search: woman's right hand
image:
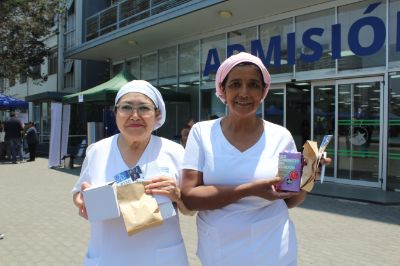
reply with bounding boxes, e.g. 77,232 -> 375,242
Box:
73,182 -> 91,220
249,177 -> 299,201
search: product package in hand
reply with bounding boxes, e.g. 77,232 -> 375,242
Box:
114,166 -> 144,186
114,161 -> 177,236
300,135 -> 333,192
276,152 -> 303,192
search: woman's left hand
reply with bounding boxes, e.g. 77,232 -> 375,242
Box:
145,176 -> 181,202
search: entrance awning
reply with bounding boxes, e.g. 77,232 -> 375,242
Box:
62,67 -> 134,104
0,93 -> 29,110
62,67 -> 190,104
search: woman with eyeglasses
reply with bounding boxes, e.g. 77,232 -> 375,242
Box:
72,80 -> 191,266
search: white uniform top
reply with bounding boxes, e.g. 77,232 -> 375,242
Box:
182,118 -> 298,266
72,134 -> 189,266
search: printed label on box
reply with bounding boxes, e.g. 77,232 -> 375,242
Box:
277,152 -> 303,192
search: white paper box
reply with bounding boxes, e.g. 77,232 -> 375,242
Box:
159,202 -> 176,219
83,182 -> 120,222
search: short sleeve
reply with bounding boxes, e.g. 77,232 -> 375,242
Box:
171,143 -> 185,185
182,123 -> 205,172
285,134 -> 298,153
71,144 -> 94,194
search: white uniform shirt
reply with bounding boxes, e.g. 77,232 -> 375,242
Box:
72,134 -> 189,266
183,118 -> 298,266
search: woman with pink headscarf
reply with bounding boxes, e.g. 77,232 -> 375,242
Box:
181,52 -> 304,266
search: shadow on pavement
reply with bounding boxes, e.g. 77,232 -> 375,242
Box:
49,156 -> 84,177
299,194 -> 400,225
51,165 -> 81,176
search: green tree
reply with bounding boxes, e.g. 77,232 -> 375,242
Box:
0,0 -> 63,81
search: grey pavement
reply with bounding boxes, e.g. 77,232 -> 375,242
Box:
0,158 -> 399,266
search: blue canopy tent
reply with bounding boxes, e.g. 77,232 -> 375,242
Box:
0,93 -> 29,110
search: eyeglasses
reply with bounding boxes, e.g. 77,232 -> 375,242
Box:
115,103 -> 156,117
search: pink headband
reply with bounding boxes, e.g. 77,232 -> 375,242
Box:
215,52 -> 271,103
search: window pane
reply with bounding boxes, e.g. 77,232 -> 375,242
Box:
159,46 -> 176,85
295,9 -> 335,74
141,52 -> 157,84
337,81 -> 381,182
286,82 -> 311,150
264,88 -> 284,126
338,0 -> 386,71
389,0 -> 400,67
200,34 -> 226,120
260,18 -> 293,76
112,63 -> 123,76
128,57 -> 140,79
388,72 -> 400,190
314,84 -> 335,177
179,40 -> 199,78
227,26 -> 257,55
48,50 -> 58,75
178,41 -> 200,124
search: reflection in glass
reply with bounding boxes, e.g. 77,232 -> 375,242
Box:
314,85 -> 335,177
286,82 -> 311,150
200,34 -> 226,120
178,41 -> 200,135
200,89 -> 225,121
259,19 -> 293,75
141,52 -> 157,84
112,64 -> 123,76
388,72 -> 400,191
128,57 -> 140,78
295,9 -> 335,74
338,0 -> 386,71
264,88 -> 284,126
228,26 -> 256,55
389,0 -> 400,66
157,47 -> 177,139
337,82 -> 380,182
159,46 -> 177,85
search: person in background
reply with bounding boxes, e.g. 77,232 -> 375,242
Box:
179,126 -> 190,148
185,117 -> 195,129
181,52 -> 331,266
25,122 -> 38,162
4,111 -> 23,164
0,121 -> 6,160
72,80 -> 191,266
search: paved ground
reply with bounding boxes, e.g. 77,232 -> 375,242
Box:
0,158 -> 399,266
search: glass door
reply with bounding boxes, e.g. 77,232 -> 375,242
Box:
312,81 -> 335,178
264,85 -> 285,126
387,72 -> 400,191
336,77 -> 383,187
286,81 -> 311,150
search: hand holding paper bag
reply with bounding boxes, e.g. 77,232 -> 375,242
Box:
300,135 -> 333,192
117,182 -> 163,236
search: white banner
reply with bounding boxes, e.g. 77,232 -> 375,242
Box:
48,103 -> 71,168
61,104 -> 71,160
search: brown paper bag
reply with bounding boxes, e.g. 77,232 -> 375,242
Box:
116,182 -> 163,236
300,141 -> 319,192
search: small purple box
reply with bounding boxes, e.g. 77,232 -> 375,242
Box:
277,152 -> 303,192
